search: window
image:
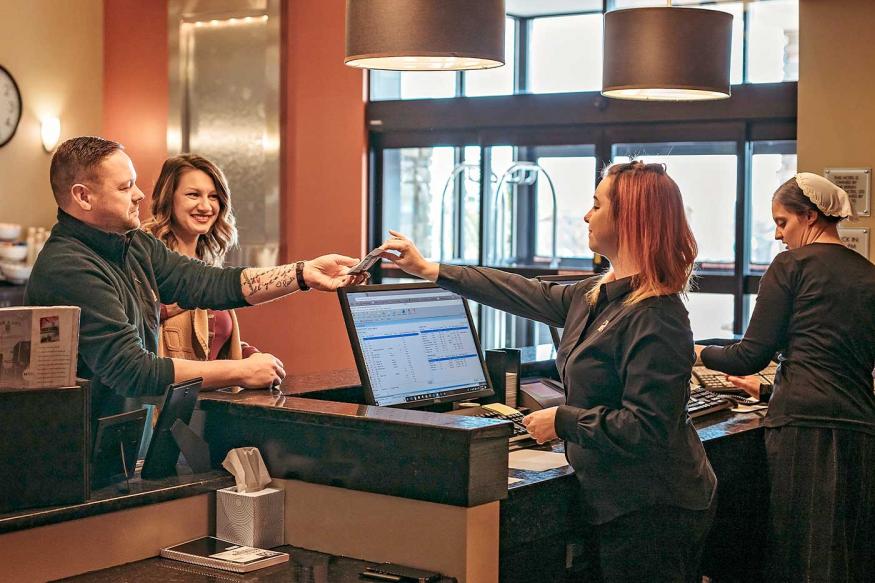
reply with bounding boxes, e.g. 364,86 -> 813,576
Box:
529,14 -> 603,94
534,146 -> 597,260
684,292 -> 735,340
613,142 -> 738,268
750,141 -> 797,267
747,0 -> 799,83
464,17 -> 517,97
381,147 -> 456,260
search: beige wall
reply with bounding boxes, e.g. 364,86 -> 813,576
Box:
0,0 -> 103,232
798,0 -> 875,260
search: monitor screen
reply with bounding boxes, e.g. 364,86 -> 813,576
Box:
536,274 -> 593,348
339,283 -> 494,408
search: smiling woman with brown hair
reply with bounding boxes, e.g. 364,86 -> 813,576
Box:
142,155 -> 258,368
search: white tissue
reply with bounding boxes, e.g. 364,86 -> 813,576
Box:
221,447 -> 272,493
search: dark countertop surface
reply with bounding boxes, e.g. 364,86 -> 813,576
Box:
0,469 -> 233,535
59,545 -> 456,582
506,409 -> 765,491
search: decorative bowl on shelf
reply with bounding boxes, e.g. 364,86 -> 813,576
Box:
0,262 -> 32,285
0,243 -> 27,262
0,223 -> 22,241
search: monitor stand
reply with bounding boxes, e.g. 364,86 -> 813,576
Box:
170,419 -> 211,474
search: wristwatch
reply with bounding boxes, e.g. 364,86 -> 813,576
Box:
295,261 -> 310,292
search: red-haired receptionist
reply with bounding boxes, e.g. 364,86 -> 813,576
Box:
380,161 -> 716,582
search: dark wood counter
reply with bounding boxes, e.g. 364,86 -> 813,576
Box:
200,389 -> 513,507
0,469 -> 232,535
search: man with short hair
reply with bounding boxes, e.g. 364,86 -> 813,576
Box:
26,136 -> 362,421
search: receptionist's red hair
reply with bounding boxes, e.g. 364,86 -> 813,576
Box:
588,161 -> 698,305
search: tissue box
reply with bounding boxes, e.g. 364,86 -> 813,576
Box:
216,486 -> 284,548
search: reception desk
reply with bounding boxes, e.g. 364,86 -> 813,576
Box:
0,367 -> 768,583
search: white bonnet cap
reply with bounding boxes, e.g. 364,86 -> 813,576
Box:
794,173 -> 856,219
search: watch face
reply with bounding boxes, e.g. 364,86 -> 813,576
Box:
0,65 -> 23,148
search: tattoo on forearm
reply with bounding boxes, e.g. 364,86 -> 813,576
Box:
243,265 -> 299,299
242,271 -> 261,296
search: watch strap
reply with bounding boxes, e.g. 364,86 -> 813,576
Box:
295,261 -> 310,292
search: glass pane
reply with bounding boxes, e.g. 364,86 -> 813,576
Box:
464,17 -> 516,97
461,146 -> 483,263
381,147 -> 456,260
685,292 -> 735,340
747,0 -> 799,83
530,14 -> 603,94
750,141 -> 797,267
610,0 -> 744,85
613,143 -> 737,267
485,146 -> 517,265
370,70 -> 457,101
535,147 -> 597,259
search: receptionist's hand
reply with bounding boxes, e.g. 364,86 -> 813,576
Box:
726,375 -> 762,400
523,407 -> 559,444
379,230 -> 440,282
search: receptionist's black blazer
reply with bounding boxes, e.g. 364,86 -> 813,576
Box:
438,264 -> 716,525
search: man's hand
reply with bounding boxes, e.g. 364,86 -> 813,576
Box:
726,375 -> 761,399
237,353 -> 286,388
304,254 -> 369,291
522,406 -> 559,444
379,230 -> 440,282
241,254 -> 367,305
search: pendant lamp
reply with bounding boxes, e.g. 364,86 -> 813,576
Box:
345,0 -> 505,71
602,4 -> 733,101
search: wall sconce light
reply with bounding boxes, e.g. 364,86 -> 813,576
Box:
602,5 -> 733,101
41,117 -> 61,152
344,0 -> 505,71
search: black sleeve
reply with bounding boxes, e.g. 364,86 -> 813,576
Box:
701,253 -> 795,375
554,304 -> 694,457
143,232 -> 248,310
437,264 -> 586,328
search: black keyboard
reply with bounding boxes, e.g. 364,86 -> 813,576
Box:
691,366 -> 748,395
688,387 -> 734,419
474,407 -> 529,437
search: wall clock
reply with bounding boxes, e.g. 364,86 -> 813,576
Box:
0,65 -> 22,148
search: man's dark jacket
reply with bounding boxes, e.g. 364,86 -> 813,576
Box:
25,210 -> 247,421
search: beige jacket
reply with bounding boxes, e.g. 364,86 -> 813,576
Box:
158,307 -> 246,361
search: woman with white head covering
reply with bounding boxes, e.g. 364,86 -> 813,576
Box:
696,173 -> 875,581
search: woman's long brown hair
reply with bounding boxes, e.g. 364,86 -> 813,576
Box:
142,154 -> 238,266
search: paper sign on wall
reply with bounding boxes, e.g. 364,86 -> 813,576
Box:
824,168 -> 870,217
838,227 -> 869,260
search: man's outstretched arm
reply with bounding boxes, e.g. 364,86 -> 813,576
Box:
240,254 -> 363,305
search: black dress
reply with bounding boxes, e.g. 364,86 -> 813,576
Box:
702,243 -> 875,582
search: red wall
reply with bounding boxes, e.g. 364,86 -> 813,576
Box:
103,0 -> 367,374
103,0 -> 169,211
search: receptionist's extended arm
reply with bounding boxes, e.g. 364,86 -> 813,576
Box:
380,231 -> 585,328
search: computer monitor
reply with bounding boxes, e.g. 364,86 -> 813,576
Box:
338,283 -> 494,408
536,274 -> 593,348
141,377 -> 202,480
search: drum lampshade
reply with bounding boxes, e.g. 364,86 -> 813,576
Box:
602,7 -> 733,101
345,0 -> 506,71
